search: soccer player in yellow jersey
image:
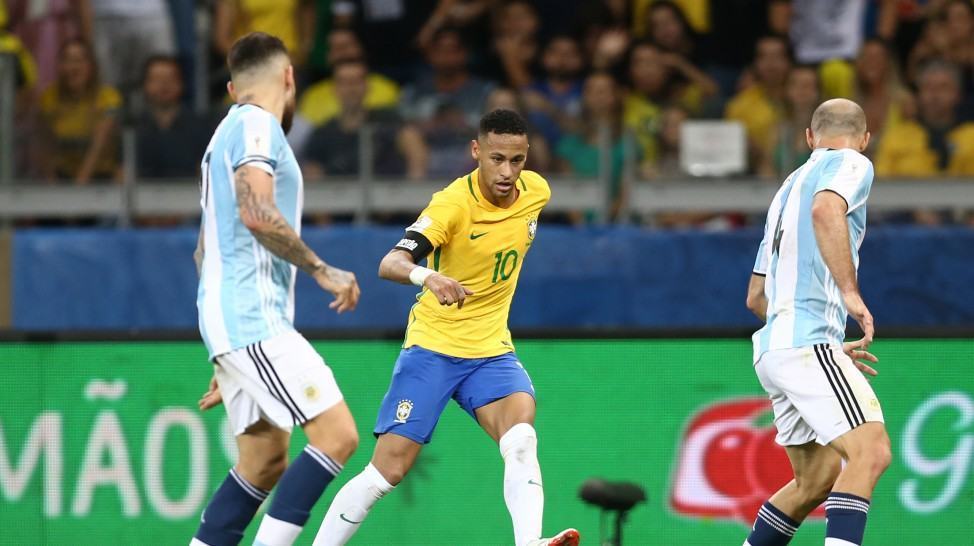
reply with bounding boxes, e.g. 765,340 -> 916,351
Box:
313,110 -> 579,546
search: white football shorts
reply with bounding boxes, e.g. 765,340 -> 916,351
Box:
214,330 -> 344,435
755,343 -> 884,446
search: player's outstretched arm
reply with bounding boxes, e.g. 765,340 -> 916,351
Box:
379,249 -> 474,309
812,190 -> 874,345
234,165 -> 360,312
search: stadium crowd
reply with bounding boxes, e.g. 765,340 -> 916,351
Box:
2,0 -> 973,226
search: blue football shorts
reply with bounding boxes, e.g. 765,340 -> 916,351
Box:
373,345 -> 536,444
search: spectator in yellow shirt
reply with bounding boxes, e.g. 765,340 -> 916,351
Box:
37,38 -> 121,183
301,60 -> 427,181
875,60 -> 974,177
0,2 -> 38,92
213,0 -> 314,66
853,38 -> 915,158
297,28 -> 400,127
762,65 -> 819,178
633,0 -> 710,36
725,35 -> 792,173
624,40 -> 716,176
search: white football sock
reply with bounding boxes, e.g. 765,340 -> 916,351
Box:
500,423 -> 545,546
253,514 -> 302,546
312,463 -> 394,546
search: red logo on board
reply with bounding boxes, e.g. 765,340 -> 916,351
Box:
669,398 -> 826,523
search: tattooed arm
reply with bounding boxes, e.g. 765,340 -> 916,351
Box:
234,164 -> 360,312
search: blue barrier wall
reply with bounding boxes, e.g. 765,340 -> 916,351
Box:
11,226 -> 974,331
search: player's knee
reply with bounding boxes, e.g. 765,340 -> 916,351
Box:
867,440 -> 892,477
372,444 -> 419,486
333,425 -> 359,462
375,460 -> 410,486
498,422 -> 538,461
308,423 -> 359,463
849,428 -> 892,478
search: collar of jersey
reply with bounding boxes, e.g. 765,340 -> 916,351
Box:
468,169 -> 522,211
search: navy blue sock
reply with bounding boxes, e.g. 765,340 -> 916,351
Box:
825,492 -> 870,545
745,501 -> 800,545
266,445 -> 342,526
195,468 -> 268,546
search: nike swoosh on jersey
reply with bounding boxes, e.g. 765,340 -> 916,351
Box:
470,232 -> 488,240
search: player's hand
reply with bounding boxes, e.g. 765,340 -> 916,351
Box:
842,292 -> 874,348
199,375 -> 223,411
843,338 -> 879,377
425,272 -> 474,309
314,266 -> 361,313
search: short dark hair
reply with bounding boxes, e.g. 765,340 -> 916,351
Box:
543,33 -> 580,53
754,34 -> 794,64
141,54 -> 181,85
57,38 -> 100,96
430,26 -> 467,50
479,108 -> 528,137
647,1 -> 696,39
227,32 -> 289,77
917,58 -> 963,89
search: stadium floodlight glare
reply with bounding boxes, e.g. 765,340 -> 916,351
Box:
579,478 -> 647,545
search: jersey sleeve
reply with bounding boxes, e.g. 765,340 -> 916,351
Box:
227,108 -> 280,176
814,152 -> 873,214
404,190 -> 464,248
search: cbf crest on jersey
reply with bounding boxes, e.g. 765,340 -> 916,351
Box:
526,216 -> 538,241
395,399 -> 414,423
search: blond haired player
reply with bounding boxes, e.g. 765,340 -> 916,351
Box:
313,109 -> 579,546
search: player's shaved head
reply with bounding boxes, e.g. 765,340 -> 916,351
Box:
227,32 -> 290,85
810,98 -> 867,138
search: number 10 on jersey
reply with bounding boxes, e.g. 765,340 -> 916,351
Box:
492,250 -> 519,283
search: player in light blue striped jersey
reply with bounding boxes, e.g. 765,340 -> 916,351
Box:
742,99 -> 891,546
191,32 -> 361,546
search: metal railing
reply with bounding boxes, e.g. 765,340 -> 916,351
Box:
2,51 -> 973,223
0,54 -> 15,185
4,172 -> 974,221
0,120 -> 616,221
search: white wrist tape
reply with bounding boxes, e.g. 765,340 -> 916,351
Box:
409,266 -> 434,287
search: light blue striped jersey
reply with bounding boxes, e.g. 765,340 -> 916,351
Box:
197,104 -> 303,359
752,148 -> 873,363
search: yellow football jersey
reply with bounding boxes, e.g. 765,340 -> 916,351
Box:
402,168 -> 550,358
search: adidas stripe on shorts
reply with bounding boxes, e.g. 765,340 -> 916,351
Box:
214,330 -> 344,435
755,343 -> 884,446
